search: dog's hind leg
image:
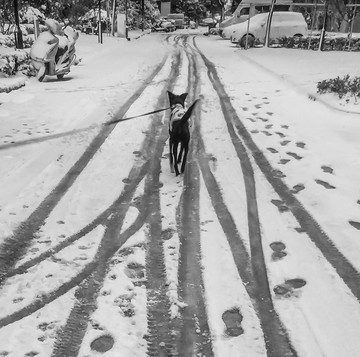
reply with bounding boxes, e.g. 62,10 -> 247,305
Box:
169,138 -> 175,173
180,144 -> 189,174
173,143 -> 180,176
177,146 -> 184,164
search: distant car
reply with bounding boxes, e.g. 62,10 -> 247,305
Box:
189,21 -> 197,29
167,13 -> 185,29
199,18 -> 217,27
230,11 -> 307,47
152,19 -> 176,32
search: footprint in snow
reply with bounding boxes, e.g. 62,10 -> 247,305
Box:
349,221 -> 360,230
321,165 -> 334,174
275,132 -> 286,138
246,117 -> 256,122
273,278 -> 307,297
296,142 -> 306,149
222,308 -> 244,337
315,179 -> 335,189
287,152 -> 303,160
279,159 -> 290,165
270,241 -> 287,261
273,169 -> 286,178
280,140 -> 291,146
125,262 -> 145,280
90,334 -> 115,353
24,352 -> 39,357
161,227 -> 175,240
267,147 -> 278,153
271,199 -> 289,212
262,130 -> 272,136
291,184 -> 305,194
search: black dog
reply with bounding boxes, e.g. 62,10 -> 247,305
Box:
167,91 -> 199,176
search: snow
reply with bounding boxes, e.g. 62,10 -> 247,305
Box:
1,29 -> 360,356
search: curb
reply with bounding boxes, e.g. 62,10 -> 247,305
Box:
0,77 -> 27,94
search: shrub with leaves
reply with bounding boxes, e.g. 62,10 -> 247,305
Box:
317,75 -> 360,101
277,36 -> 360,51
0,51 -> 33,76
0,34 -> 34,48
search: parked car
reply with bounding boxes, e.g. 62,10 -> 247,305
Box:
230,11 -> 307,47
152,19 -> 176,32
222,23 -> 241,39
219,0 -> 293,35
166,13 -> 185,29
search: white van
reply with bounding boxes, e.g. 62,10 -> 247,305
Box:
230,11 -> 308,46
219,0 -> 293,34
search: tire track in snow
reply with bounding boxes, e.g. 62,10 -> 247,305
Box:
141,42 -> 182,357
0,162 -> 148,329
190,38 -> 297,357
51,43 -> 181,356
175,36 -> 213,357
193,38 -> 360,303
0,55 -> 168,287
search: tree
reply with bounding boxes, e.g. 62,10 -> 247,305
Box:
116,0 -> 160,29
171,0 -> 207,21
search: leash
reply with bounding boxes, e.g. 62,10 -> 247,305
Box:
0,106 -> 171,151
105,106 -> 171,125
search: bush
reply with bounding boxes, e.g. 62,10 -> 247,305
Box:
277,36 -> 360,51
317,75 -> 360,100
0,33 -> 34,48
0,51 -> 34,77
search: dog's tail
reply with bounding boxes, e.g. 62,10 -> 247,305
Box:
180,99 -> 200,124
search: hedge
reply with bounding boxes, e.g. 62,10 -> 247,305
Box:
0,51 -> 35,76
275,36 -> 360,51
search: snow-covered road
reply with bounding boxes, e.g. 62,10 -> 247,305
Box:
0,31 -> 360,357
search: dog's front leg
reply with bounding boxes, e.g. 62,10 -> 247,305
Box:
169,137 -> 175,173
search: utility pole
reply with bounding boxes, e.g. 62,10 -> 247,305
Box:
319,0 -> 329,51
264,0 -> 276,47
111,0 -> 116,36
125,0 -> 129,39
13,0 -> 24,49
98,0 -> 103,43
141,0 -> 145,31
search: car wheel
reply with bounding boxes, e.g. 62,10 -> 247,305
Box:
240,34 -> 255,48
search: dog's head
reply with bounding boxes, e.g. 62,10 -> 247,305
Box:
168,91 -> 188,109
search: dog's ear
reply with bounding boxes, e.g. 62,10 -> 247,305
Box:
180,93 -> 188,104
167,91 -> 175,106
